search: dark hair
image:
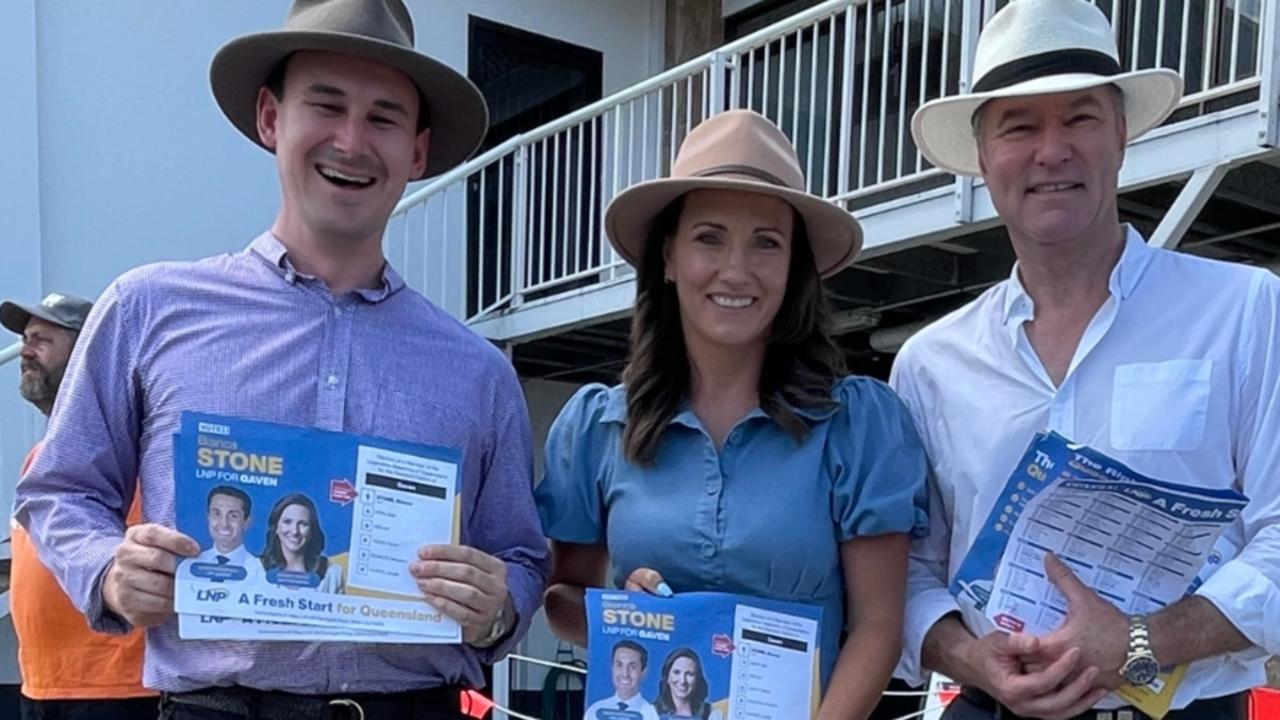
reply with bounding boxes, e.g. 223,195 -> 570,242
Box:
621,194 -> 847,465
655,647 -> 712,718
612,640 -> 648,669
207,485 -> 251,517
260,493 -> 329,576
264,54 -> 431,133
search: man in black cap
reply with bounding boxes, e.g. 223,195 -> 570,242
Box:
1,293 -> 92,416
3,292 -> 157,720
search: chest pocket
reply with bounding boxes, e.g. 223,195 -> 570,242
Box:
368,388 -> 480,460
1111,359 -> 1212,451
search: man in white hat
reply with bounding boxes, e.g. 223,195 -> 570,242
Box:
891,0 -> 1279,718
14,1 -> 548,718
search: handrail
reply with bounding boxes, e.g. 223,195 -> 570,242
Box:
0,341 -> 21,366
385,0 -> 1274,328
393,0 -> 855,214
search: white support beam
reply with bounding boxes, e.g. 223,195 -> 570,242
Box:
1258,0 -> 1280,147
492,657 -> 510,714
1148,163 -> 1232,249
469,278 -> 635,343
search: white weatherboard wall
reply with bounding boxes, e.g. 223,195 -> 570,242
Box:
14,0 -> 663,300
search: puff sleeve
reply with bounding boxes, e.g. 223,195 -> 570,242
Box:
826,376 -> 930,541
534,383 -> 617,544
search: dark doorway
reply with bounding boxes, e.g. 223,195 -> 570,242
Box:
466,19 -> 605,317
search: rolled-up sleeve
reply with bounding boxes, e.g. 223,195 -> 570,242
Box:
889,351 -> 961,685
470,364 -> 551,662
1196,270 -> 1280,654
14,279 -> 143,633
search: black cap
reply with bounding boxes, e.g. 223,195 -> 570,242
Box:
1,292 -> 94,335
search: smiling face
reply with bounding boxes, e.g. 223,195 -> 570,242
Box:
276,503 -> 313,557
667,656 -> 698,702
255,50 -> 429,247
207,493 -> 249,554
975,85 -> 1126,249
663,188 -> 793,356
612,646 -> 645,701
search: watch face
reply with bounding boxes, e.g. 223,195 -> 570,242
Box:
1123,656 -> 1159,685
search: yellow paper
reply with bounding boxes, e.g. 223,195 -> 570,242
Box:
1114,664 -> 1189,719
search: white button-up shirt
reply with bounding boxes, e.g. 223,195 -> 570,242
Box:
890,227 -> 1280,710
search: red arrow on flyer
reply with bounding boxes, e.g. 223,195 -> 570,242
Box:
329,478 -> 357,506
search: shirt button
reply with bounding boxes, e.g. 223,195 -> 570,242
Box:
327,374 -> 338,387
284,270 -> 296,284
700,542 -> 716,558
728,429 -> 743,445
705,482 -> 719,496
340,682 -> 349,692
333,306 -> 342,318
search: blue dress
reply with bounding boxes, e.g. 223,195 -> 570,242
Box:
534,376 -> 929,688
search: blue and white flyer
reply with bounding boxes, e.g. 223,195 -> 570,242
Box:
584,589 -> 822,720
951,432 -> 1248,635
173,412 -> 462,641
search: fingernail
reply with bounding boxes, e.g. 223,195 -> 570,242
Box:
656,582 -> 673,597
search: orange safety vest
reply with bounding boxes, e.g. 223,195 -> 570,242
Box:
11,443 -> 154,699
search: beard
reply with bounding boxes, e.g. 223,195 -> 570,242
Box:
19,360 -> 61,409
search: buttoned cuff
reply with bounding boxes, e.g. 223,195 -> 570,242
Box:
1195,558 -> 1280,654
87,557 -> 134,634
895,587 -> 961,686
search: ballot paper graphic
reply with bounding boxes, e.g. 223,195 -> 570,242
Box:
585,589 -> 822,720
173,412 -> 462,641
951,432 -> 1248,718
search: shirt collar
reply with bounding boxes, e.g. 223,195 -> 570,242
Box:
247,231 -> 406,303
1000,224 -> 1155,327
598,385 -> 840,427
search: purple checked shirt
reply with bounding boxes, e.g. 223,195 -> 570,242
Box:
14,233 -> 549,694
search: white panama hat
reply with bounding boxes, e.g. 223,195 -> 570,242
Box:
911,0 -> 1184,177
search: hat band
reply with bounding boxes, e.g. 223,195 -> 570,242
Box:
973,48 -> 1121,93
690,164 -> 791,187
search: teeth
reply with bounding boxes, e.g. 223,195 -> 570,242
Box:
1034,183 -> 1076,192
319,166 -> 373,184
711,295 -> 754,308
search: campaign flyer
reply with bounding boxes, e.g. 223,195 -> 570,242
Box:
173,412 -> 462,641
585,589 -> 822,720
177,613 -> 440,643
950,432 -> 1247,718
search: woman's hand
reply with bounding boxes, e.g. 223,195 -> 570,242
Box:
624,567 -> 673,597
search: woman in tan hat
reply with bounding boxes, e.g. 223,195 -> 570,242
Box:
535,109 -> 929,718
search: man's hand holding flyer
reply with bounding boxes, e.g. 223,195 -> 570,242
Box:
951,432 -> 1248,718
172,412 -> 464,641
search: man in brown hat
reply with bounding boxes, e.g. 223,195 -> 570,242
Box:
891,0 -> 1279,718
4,293 -> 157,720
14,2 -> 548,719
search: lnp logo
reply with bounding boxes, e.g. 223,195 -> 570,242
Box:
196,587 -> 230,602
197,422 -> 231,436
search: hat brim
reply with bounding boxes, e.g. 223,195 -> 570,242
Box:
1,301 -> 39,335
911,68 -> 1184,177
210,30 -> 489,180
605,177 -> 864,278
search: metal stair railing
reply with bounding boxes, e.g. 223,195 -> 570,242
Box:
387,0 -> 1271,326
